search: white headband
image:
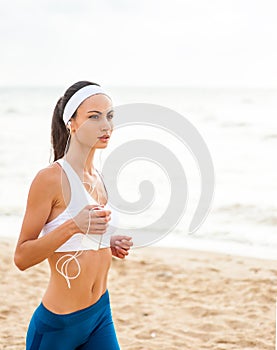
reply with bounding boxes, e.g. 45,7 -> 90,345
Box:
63,85 -> 109,124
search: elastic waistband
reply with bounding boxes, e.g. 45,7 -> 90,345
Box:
37,290 -> 109,328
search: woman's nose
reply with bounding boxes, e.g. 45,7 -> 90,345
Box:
101,121 -> 112,132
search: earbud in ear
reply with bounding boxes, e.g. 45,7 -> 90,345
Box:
66,121 -> 72,133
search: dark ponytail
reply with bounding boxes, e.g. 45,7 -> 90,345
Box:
51,80 -> 101,162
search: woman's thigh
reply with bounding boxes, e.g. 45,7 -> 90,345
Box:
26,315 -> 84,350
78,316 -> 120,350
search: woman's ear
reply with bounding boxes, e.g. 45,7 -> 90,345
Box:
66,120 -> 72,133
69,118 -> 78,133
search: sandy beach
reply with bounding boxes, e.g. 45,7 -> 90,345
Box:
1,237 -> 277,350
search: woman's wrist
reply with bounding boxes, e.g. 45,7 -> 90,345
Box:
65,218 -> 80,237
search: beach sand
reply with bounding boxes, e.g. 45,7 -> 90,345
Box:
1,237 -> 277,350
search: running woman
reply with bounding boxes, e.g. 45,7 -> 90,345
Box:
14,81 -> 133,349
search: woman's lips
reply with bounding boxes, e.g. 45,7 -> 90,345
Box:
98,136 -> 110,142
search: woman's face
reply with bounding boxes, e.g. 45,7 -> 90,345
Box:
71,93 -> 114,149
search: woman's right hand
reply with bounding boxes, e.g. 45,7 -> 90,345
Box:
72,204 -> 111,235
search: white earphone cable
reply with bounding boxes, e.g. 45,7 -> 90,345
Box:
55,208 -> 93,288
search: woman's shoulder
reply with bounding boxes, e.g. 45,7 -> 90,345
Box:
30,162 -> 62,193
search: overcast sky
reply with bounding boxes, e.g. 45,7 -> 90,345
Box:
1,0 -> 276,87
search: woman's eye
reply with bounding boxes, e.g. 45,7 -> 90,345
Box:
89,115 -> 99,119
107,114 -> 114,120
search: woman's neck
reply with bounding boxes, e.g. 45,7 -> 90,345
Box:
64,138 -> 96,175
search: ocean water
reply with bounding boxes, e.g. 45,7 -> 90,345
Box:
0,86 -> 276,259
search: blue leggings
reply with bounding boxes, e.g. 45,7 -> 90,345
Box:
26,290 -> 120,350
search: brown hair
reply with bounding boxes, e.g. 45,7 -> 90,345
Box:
51,80 -> 100,161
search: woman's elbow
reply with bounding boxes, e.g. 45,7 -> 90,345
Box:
14,250 -> 28,271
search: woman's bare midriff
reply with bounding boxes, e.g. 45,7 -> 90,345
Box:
42,247 -> 112,314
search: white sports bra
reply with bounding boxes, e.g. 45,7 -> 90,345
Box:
41,158 -> 118,252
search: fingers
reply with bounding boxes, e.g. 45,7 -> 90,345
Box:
115,247 -> 129,257
85,208 -> 111,235
87,204 -> 111,216
117,253 -> 127,259
114,239 -> 133,250
90,222 -> 109,234
113,235 -> 132,241
90,209 -> 111,218
90,216 -> 111,228
112,235 -> 133,249
87,204 -> 104,211
91,215 -> 111,223
89,208 -> 111,224
111,235 -> 133,259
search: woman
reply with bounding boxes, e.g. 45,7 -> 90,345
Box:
14,81 -> 133,349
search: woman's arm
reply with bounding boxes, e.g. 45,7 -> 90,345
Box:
14,166 -> 78,271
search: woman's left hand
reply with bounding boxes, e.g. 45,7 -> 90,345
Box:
110,235 -> 133,259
